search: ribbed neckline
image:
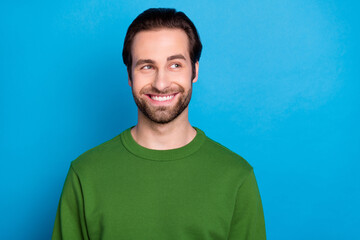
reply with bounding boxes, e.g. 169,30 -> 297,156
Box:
120,126 -> 206,161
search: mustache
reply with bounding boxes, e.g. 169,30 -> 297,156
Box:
140,85 -> 185,95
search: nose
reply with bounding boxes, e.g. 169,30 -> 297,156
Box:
151,69 -> 171,92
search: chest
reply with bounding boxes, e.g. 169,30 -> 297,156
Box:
83,162 -> 237,239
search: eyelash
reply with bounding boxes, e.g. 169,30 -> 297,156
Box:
141,65 -> 153,70
170,63 -> 181,69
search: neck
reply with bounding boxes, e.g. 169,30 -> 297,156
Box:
131,108 -> 197,150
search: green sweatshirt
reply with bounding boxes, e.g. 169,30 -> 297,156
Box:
52,127 -> 266,239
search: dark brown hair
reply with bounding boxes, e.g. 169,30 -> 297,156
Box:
122,8 -> 202,80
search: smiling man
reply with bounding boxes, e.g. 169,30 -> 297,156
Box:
52,8 -> 266,240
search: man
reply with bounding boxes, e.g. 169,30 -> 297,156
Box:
52,8 -> 266,240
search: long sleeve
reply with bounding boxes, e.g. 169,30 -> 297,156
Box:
52,165 -> 89,240
228,170 -> 266,240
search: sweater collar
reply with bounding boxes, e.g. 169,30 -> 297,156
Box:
120,126 -> 206,161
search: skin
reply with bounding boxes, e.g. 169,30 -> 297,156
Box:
129,28 -> 199,150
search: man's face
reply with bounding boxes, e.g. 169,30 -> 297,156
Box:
129,28 -> 198,124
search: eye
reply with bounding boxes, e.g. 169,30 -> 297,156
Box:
170,63 -> 181,69
141,65 -> 153,70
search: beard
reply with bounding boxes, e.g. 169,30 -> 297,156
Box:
132,83 -> 193,124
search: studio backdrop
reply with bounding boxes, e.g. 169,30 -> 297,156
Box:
1,0 -> 359,239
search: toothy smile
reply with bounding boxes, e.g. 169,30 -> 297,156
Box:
149,94 -> 176,102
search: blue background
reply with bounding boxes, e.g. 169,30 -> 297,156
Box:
1,0 -> 359,239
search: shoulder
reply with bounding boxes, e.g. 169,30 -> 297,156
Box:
201,133 -> 253,175
70,133 -> 125,175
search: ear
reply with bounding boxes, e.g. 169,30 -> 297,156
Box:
192,61 -> 199,83
128,75 -> 132,87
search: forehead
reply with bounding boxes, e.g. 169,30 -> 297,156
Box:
131,28 -> 190,61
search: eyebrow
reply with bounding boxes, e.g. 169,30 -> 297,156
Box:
134,54 -> 187,68
134,59 -> 155,68
167,54 -> 186,61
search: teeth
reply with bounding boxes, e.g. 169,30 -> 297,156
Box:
151,95 -> 175,101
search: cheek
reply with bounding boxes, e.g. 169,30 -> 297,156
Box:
132,74 -> 152,88
176,71 -> 194,86
132,83 -> 143,94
